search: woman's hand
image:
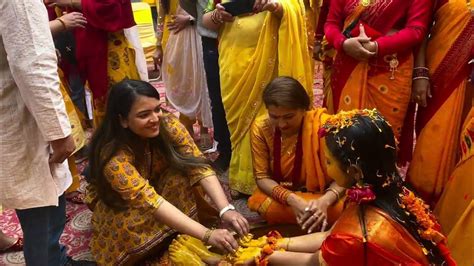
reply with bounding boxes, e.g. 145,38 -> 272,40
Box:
221,210 -> 250,236
253,0 -> 269,13
287,194 -> 308,224
343,38 -> 375,61
167,15 -> 191,33
343,24 -> 375,61
59,12 -> 87,30
299,198 -> 330,233
153,46 -> 163,67
215,4 -> 235,23
207,229 -> 239,254
411,78 -> 431,107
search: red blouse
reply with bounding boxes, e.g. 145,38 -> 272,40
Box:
324,0 -> 432,56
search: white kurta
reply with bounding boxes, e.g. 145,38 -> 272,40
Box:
0,0 -> 72,210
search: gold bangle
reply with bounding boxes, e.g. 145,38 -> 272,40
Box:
325,188 -> 340,201
56,18 -> 67,30
202,229 -> 214,244
286,238 -> 291,250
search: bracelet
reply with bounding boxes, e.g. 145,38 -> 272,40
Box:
271,185 -> 292,205
286,238 -> 291,250
219,204 -> 236,218
56,18 -> 67,30
325,188 -> 340,201
413,67 -> 429,78
202,229 -> 214,244
374,41 -> 379,55
412,76 -> 430,81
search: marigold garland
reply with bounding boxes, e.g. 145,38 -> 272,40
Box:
399,187 -> 446,244
319,109 -> 386,137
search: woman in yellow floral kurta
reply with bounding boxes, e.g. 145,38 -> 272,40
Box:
86,79 -> 249,265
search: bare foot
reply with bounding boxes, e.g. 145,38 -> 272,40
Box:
176,235 -> 222,265
169,239 -> 205,266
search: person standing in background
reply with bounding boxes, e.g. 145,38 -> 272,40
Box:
177,0 -> 233,173
0,0 -> 85,264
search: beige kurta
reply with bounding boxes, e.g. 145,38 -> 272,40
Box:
0,0 -> 72,210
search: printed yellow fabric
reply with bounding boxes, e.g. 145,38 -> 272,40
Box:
435,107 -> 474,266
58,70 -> 86,154
87,115 -> 214,265
93,31 -> 141,128
58,69 -> 85,193
218,0 -> 313,194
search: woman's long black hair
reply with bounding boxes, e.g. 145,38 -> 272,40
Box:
88,79 -> 208,211
324,111 -> 445,264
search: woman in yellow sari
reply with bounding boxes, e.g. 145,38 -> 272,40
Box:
324,0 -> 432,138
434,107 -> 474,265
248,77 -> 344,229
202,0 -> 313,195
406,0 -> 473,205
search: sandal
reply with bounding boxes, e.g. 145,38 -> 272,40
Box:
0,237 -> 23,253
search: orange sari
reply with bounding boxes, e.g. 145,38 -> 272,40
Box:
321,205 -> 432,265
247,109 -> 344,224
434,107 -> 474,265
407,0 -> 474,205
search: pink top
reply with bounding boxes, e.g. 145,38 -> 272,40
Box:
324,0 -> 432,56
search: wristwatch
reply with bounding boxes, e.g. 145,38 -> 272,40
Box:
189,16 -> 196,26
219,204 -> 236,218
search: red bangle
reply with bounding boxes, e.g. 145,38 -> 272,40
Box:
271,185 -> 292,205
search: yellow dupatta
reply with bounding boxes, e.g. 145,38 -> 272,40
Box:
219,0 -> 313,194
408,0 -> 472,205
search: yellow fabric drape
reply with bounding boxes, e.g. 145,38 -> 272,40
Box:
219,0 -> 313,194
434,107 -> 474,266
160,0 -> 179,50
58,70 -> 86,193
408,0 -> 471,205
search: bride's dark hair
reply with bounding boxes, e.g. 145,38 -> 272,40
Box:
323,110 -> 446,264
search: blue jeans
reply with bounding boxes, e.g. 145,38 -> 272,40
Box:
16,195 -> 68,266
